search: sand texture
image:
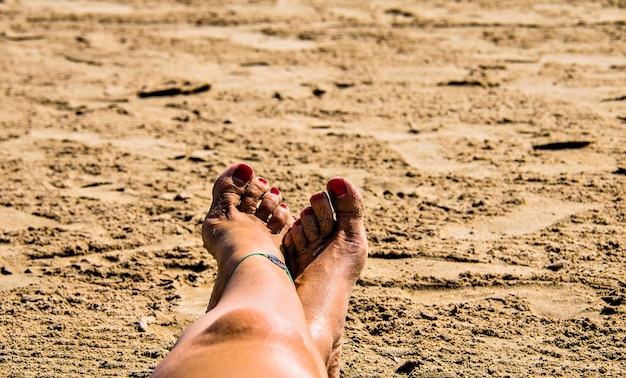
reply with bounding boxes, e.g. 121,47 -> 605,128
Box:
1,0 -> 626,376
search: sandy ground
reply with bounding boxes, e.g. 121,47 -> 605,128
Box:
1,0 -> 625,376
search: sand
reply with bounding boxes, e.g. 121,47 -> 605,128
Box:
0,0 -> 625,376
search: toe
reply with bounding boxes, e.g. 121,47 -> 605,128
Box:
208,163 -> 254,216
255,187 -> 282,221
267,203 -> 291,234
290,218 -> 309,254
239,176 -> 270,213
327,177 -> 365,236
309,191 -> 334,237
282,224 -> 297,273
285,214 -> 297,230
282,216 -> 298,251
283,231 -> 294,255
300,206 -> 320,242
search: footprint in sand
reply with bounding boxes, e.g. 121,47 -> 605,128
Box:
441,194 -> 595,240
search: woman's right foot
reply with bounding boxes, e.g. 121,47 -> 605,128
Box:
282,177 -> 368,378
203,163 -> 292,310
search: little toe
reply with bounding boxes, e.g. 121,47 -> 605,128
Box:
282,231 -> 295,271
309,191 -> 334,238
255,187 -> 282,221
238,176 -> 270,213
208,163 -> 254,216
282,216 -> 298,252
267,203 -> 291,234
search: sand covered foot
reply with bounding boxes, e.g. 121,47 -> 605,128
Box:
203,163 -> 292,310
282,177 -> 368,377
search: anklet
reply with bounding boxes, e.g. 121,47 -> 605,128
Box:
226,252 -> 294,285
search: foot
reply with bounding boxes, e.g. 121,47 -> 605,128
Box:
282,177 -> 368,377
203,163 -> 293,310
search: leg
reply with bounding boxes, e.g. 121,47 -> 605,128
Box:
283,177 -> 368,377
152,163 -> 326,378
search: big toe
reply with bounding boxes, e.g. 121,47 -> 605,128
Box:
208,163 -> 254,217
327,177 -> 365,237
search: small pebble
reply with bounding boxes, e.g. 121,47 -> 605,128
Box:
174,191 -> 193,201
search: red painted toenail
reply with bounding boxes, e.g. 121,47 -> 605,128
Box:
271,187 -> 281,195
302,207 -> 314,216
311,192 -> 324,201
328,178 -> 347,198
233,164 -> 253,185
258,177 -> 268,185
294,219 -> 301,226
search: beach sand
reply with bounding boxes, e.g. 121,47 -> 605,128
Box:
1,0 -> 625,376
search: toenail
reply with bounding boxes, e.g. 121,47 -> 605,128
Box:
302,207 -> 314,216
280,203 -> 288,209
328,178 -> 348,198
271,187 -> 281,195
311,192 -> 324,201
233,164 -> 254,185
258,177 -> 268,185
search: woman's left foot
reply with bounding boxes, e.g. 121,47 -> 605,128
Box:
282,177 -> 368,377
